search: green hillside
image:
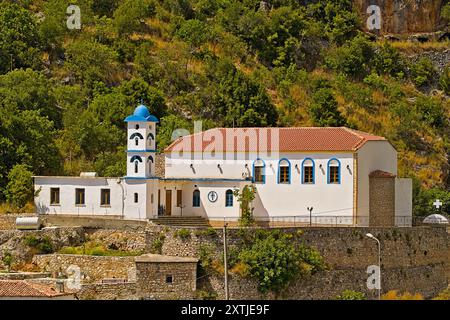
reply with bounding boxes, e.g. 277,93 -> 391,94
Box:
0,0 -> 449,216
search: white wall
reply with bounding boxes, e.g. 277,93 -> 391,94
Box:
165,152 -> 355,222
34,177 -> 125,217
34,177 -> 155,220
356,141 -> 398,219
395,178 -> 413,226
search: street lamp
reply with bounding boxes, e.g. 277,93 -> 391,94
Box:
366,233 -> 381,300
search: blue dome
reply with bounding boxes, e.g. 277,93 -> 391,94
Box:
134,104 -> 151,118
124,104 -> 159,123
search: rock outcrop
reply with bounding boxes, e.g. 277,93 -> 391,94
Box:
354,0 -> 446,34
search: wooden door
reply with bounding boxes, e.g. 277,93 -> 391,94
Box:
165,190 -> 172,216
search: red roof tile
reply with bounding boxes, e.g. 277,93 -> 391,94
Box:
0,280 -> 73,298
369,170 -> 396,178
165,127 -> 386,153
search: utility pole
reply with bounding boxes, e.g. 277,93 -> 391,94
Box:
223,223 -> 229,300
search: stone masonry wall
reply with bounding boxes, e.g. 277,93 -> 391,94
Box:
136,261 -> 197,300
369,177 -> 395,227
77,282 -> 138,300
32,254 -> 136,283
145,226 -> 449,299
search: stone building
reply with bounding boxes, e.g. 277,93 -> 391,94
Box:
135,254 -> 198,300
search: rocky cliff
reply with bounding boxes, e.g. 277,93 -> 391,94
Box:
354,0 -> 446,34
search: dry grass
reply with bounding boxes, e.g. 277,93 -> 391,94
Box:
389,40 -> 450,54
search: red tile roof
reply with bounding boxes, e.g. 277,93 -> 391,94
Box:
0,280 -> 74,298
369,170 -> 397,178
165,127 -> 386,153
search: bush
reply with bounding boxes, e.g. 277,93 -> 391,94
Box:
439,66 -> 450,95
23,235 -> 54,254
174,228 -> 191,240
410,58 -> 436,87
238,230 -> 324,294
336,290 -> 366,300
4,164 -> 34,209
150,233 -> 165,254
1,251 -> 14,272
382,290 -> 424,300
309,87 -> 346,127
325,35 -> 374,78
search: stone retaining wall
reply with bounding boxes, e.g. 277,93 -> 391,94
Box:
32,254 -> 136,283
77,282 -> 138,300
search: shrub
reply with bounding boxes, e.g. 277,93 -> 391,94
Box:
410,58 -> 436,87
195,227 -> 217,237
325,35 -> 374,78
439,66 -> 450,95
382,290 -> 424,300
336,290 -> 366,300
1,251 -> 14,272
151,233 -> 165,254
196,290 -> 218,300
4,164 -> 34,209
23,235 -> 54,254
174,228 -> 191,240
233,186 -> 256,227
433,287 -> 450,300
309,87 -> 346,127
238,230 -> 324,294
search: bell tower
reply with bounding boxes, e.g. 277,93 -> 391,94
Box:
124,104 -> 159,178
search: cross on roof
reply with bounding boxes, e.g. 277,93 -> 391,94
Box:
433,199 -> 443,209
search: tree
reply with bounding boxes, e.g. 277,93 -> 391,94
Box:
113,0 -> 155,36
233,185 -> 256,227
238,229 -> 324,294
4,164 -> 34,209
0,69 -> 61,127
410,58 -> 436,87
0,2 -> 41,73
309,87 -> 346,127
325,35 -> 375,78
65,39 -> 119,86
119,78 -> 168,118
176,19 -> 210,52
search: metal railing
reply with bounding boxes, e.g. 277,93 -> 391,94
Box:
213,215 -> 414,228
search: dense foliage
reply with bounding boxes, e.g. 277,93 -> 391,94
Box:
0,0 -> 448,215
237,229 -> 325,294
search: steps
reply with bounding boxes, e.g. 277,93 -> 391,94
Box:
150,216 -> 210,228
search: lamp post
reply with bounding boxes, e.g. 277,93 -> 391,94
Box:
366,233 -> 381,300
307,207 -> 313,226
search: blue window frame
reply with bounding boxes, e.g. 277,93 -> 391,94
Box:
301,158 -> 315,184
278,158 -> 291,184
252,159 -> 266,184
327,158 -> 341,184
193,190 -> 200,207
225,190 -> 233,207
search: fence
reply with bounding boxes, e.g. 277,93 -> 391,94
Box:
211,215 -> 415,228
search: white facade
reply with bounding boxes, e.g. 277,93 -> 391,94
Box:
34,105 -> 413,226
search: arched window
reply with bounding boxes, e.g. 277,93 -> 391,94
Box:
130,155 -> 143,163
278,158 -> 291,184
225,190 -> 233,207
252,159 -> 265,183
192,190 -> 200,207
302,158 -> 315,184
130,132 -> 144,140
134,160 -> 139,173
327,158 -> 341,184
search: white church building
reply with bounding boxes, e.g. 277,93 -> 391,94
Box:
34,104 -> 413,227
